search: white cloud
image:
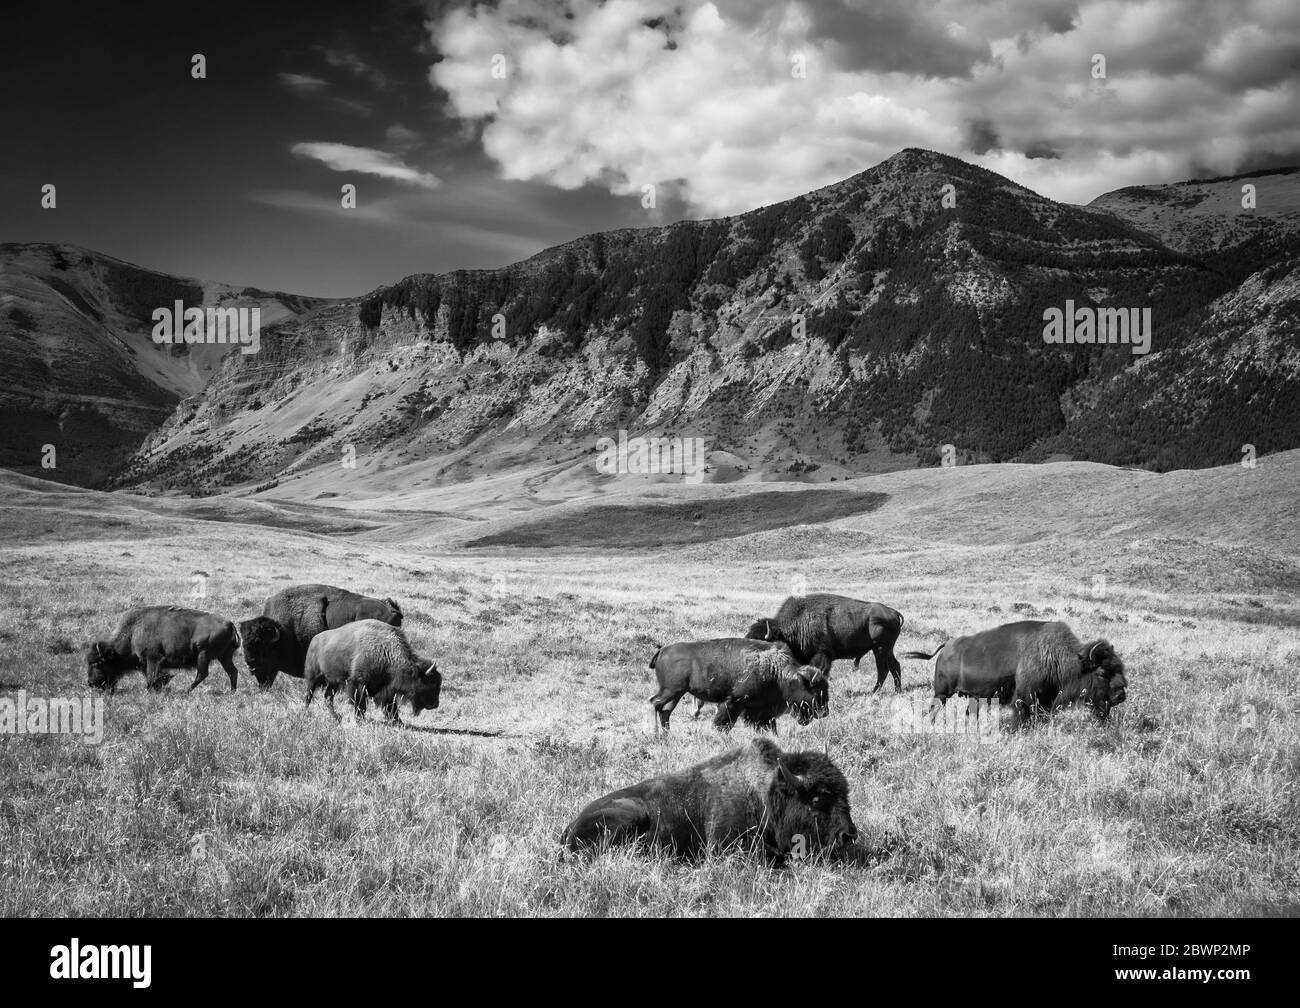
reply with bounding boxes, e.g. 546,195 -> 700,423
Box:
278,72 -> 329,95
290,142 -> 441,189
314,45 -> 392,90
428,0 -> 1300,212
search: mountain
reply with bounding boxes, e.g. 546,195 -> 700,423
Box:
10,150 -> 1298,500
0,244 -> 326,485
1088,164 -> 1300,253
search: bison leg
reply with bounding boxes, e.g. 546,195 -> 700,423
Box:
188,649 -> 211,692
712,700 -> 742,732
217,652 -> 238,692
1009,691 -> 1042,728
322,684 -> 341,722
870,648 -> 903,694
349,684 -> 369,721
691,696 -> 707,720
870,655 -> 889,694
649,688 -> 682,733
145,656 -> 168,692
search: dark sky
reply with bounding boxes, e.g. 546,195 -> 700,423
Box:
5,1 -> 1298,298
2,0 -> 687,297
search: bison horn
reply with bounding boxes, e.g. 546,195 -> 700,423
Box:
1088,640 -> 1109,664
777,759 -> 806,792
764,620 -> 776,641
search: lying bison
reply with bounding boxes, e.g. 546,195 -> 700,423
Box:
240,583 -> 402,688
304,619 -> 441,723
562,737 -> 857,863
747,593 -> 905,693
649,638 -> 829,733
903,619 -> 1128,725
87,606 -> 240,694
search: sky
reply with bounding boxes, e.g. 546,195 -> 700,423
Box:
4,0 -> 1299,297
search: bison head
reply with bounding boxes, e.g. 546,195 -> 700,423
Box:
384,598 -> 403,627
745,618 -> 778,643
407,662 -> 441,716
1079,639 -> 1127,718
764,745 -> 857,857
85,641 -> 130,691
778,666 -> 830,725
238,617 -> 285,688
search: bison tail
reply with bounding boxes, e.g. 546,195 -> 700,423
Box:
648,646 -> 662,669
902,642 -> 944,661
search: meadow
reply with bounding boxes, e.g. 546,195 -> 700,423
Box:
1,458 -> 1297,917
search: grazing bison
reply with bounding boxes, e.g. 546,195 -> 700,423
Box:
303,619 -> 441,723
240,583 -> 402,688
903,620 -> 1127,725
649,638 -> 829,733
747,593 -> 905,693
87,606 -> 240,694
562,737 -> 857,863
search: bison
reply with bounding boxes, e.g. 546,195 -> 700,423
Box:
649,638 -> 829,733
903,619 -> 1128,725
86,606 -> 240,694
303,619 -> 441,723
239,583 -> 402,688
562,737 -> 857,863
746,593 -> 905,693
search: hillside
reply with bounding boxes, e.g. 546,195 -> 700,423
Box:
7,445 -> 1298,566
103,150 -> 1300,499
1088,165 -> 1300,254
5,152 -> 1297,498
0,244 -> 326,486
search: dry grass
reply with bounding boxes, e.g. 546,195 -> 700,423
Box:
0,465 -> 1297,917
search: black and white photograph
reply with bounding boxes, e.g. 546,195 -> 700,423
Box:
1,0 -> 1297,939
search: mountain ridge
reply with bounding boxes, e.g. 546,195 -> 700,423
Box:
3,150 -> 1297,497
0,242 -> 328,485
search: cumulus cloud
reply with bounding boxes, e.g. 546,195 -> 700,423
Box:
428,0 -> 1300,212
290,142 -> 441,189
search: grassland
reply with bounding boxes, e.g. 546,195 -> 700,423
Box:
0,456 -> 1297,917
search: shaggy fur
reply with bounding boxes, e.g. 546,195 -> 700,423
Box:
905,619 -> 1128,725
86,605 -> 240,693
561,738 -> 857,864
746,593 -> 905,693
303,619 -> 441,723
239,583 -> 403,688
649,637 -> 829,733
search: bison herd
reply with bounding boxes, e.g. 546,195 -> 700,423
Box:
85,586 -> 1129,864
86,584 -> 430,723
